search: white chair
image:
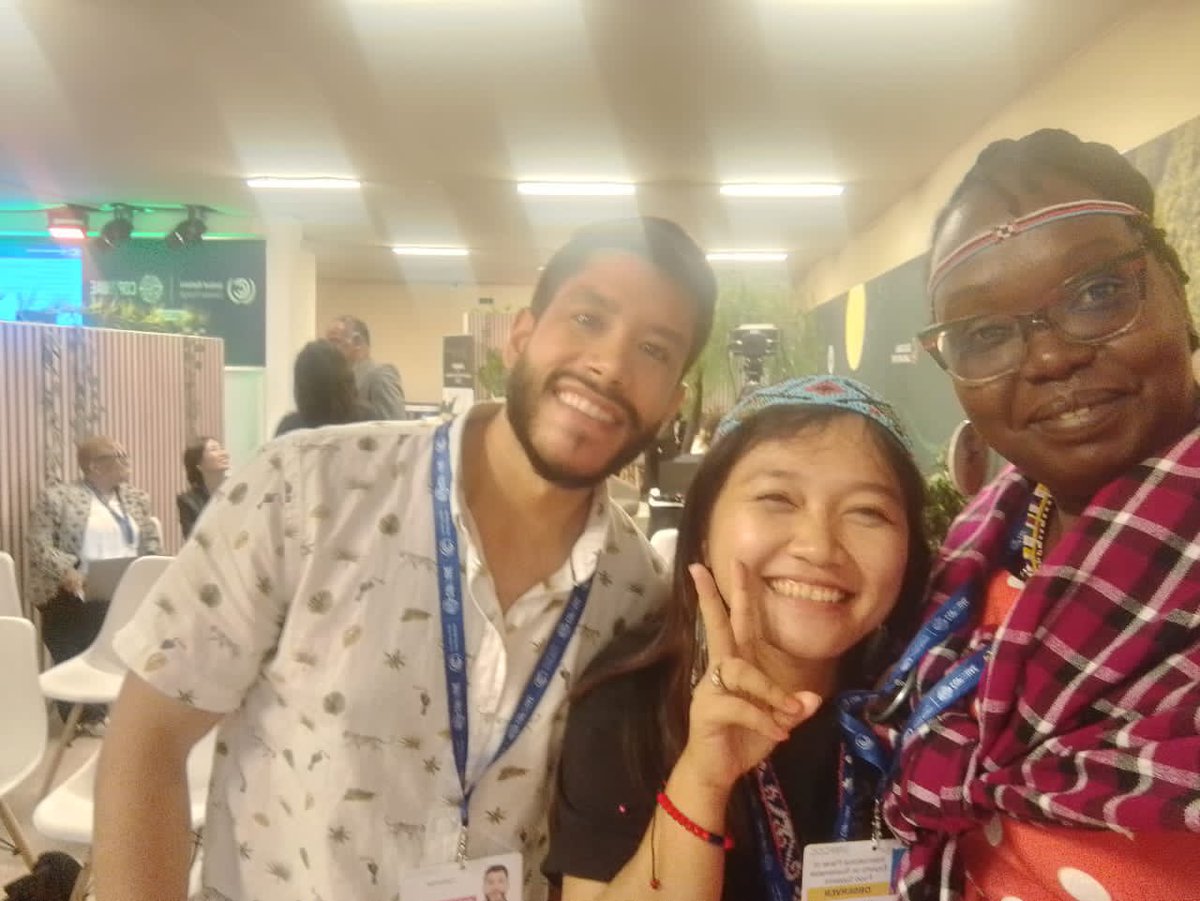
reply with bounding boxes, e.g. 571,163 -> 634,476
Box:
34,729 -> 216,901
649,527 -> 678,573
0,616 -> 49,871
0,551 -> 24,618
38,555 -> 174,797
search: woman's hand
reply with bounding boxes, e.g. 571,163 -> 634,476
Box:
675,562 -> 822,794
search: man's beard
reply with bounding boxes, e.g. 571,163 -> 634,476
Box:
504,357 -> 659,490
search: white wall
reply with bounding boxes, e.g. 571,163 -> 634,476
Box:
801,0 -> 1200,308
315,282 -> 532,403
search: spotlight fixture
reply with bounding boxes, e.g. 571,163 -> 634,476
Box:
165,206 -> 209,249
46,205 -> 89,241
96,204 -> 135,250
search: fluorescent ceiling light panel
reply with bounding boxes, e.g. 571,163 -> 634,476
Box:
48,226 -> 87,240
720,183 -> 843,198
706,251 -> 789,263
391,245 -> 470,257
246,177 -> 361,189
518,182 -> 636,197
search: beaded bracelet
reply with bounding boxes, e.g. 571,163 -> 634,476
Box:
655,791 -> 735,850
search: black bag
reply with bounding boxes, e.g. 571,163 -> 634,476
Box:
3,852 -> 82,901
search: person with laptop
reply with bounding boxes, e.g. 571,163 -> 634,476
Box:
27,435 -> 162,729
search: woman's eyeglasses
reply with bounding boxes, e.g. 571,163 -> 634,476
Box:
919,247 -> 1149,385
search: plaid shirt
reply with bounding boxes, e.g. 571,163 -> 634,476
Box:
884,424 -> 1200,901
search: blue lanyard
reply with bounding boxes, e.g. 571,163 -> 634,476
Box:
833,589 -> 983,840
748,763 -> 800,901
88,484 -> 135,546
432,421 -> 592,838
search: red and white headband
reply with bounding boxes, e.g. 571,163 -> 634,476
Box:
927,199 -> 1146,294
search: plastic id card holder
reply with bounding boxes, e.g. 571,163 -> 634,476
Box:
400,851 -> 523,901
801,839 -> 902,901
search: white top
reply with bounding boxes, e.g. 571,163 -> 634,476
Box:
115,406 -> 667,901
79,491 -> 139,567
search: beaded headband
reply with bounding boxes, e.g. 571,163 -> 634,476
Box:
927,199 -> 1146,294
714,375 -> 912,451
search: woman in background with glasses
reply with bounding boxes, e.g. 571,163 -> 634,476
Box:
887,129 -> 1200,900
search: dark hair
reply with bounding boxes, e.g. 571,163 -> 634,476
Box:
294,340 -> 364,426
336,315 -> 371,347
530,217 -> 718,370
932,128 -> 1197,349
183,436 -> 215,490
579,406 -> 931,792
484,864 -> 508,878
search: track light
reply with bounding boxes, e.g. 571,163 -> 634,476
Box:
165,206 -> 209,249
46,205 -> 89,241
96,204 -> 135,250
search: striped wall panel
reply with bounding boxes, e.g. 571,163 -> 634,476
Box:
0,322 -> 224,613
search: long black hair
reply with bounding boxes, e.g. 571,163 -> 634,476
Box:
293,339 -> 364,426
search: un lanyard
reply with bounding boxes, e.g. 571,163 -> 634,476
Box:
834,588 -> 984,840
432,421 -> 591,857
88,484 -> 135,547
749,761 -> 803,901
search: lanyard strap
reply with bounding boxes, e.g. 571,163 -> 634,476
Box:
88,484 -> 135,546
749,761 -> 802,901
432,421 -> 592,830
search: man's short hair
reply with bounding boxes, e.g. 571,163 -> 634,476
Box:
77,435 -> 115,471
529,217 -> 717,371
484,864 -> 508,878
336,315 -> 371,347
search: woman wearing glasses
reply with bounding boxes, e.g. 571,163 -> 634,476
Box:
887,129 -> 1200,900
27,435 -> 162,730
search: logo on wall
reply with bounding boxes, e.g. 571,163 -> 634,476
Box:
226,277 -> 258,305
138,274 -> 165,305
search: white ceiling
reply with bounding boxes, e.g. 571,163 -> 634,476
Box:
0,0 -> 1139,286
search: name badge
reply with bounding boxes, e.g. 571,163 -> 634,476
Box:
800,840 -> 902,901
400,851 -> 523,901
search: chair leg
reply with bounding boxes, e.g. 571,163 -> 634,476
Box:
39,702 -> 84,798
0,798 -> 36,870
68,856 -> 91,901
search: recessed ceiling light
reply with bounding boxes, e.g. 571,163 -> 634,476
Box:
706,251 -> 789,263
517,182 -> 637,197
720,183 -> 843,198
246,177 -> 362,190
391,245 -> 470,257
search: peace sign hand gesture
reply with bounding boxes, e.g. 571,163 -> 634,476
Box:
676,562 -> 823,794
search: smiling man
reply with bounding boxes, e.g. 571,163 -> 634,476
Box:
93,218 -> 716,901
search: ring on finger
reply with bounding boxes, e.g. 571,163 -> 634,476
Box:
710,661 -> 728,692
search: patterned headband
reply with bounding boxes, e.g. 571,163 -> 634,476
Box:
927,199 -> 1146,294
714,375 -> 912,451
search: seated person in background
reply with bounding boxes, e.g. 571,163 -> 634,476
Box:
27,436 -> 162,726
176,436 -> 230,539
325,314 -> 406,420
545,376 -> 931,901
274,339 -> 373,436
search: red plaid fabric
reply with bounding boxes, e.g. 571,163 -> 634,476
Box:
884,424 -> 1200,901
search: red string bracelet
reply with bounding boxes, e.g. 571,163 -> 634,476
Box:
655,791 -> 734,850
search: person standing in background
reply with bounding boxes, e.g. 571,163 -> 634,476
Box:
27,436 -> 162,726
176,436 -> 231,539
325,314 -> 406,420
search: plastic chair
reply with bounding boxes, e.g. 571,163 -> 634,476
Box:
0,617 -> 49,870
649,527 -> 678,574
38,555 -> 174,797
0,551 -> 24,619
33,729 -> 216,901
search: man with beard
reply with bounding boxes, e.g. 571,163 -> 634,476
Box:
93,217 -> 716,901
483,863 -> 510,901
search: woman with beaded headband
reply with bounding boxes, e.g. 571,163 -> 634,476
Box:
883,129 -> 1200,900
544,375 -> 931,901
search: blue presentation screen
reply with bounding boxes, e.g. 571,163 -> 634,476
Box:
0,240 -> 84,325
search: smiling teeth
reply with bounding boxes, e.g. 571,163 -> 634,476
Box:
558,390 -> 617,424
1053,406 -> 1093,425
766,579 -> 848,604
